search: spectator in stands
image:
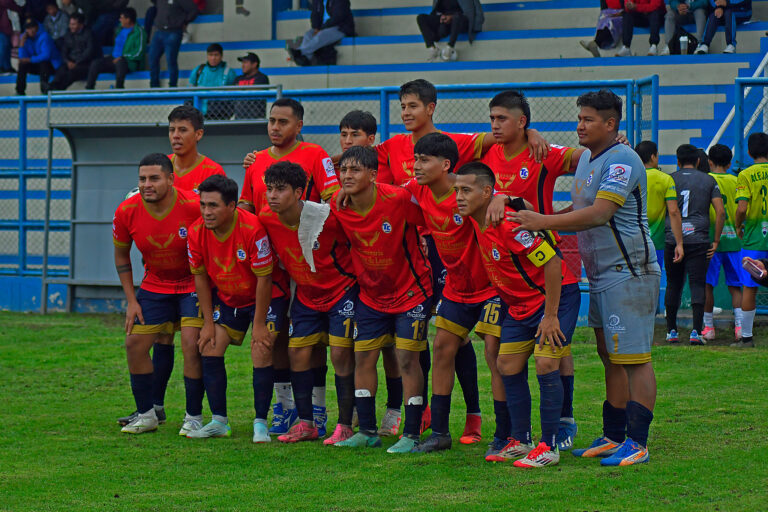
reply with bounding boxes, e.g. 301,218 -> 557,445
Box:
659,0 -> 706,55
286,0 -> 354,66
616,0 -> 666,56
60,0 -> 77,17
144,0 -> 156,42
233,52 -> 269,119
579,0 -> 623,57
85,7 -> 146,90
189,43 -> 236,87
25,0 -> 47,22
694,0 -> 751,54
44,0 -> 68,41
0,0 -> 24,74
416,0 -> 484,62
80,0 -> 128,48
181,0 -> 205,43
149,0 -> 198,88
16,18 -> 62,95
49,11 -> 95,90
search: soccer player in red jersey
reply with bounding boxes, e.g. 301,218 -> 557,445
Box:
187,175 -> 286,441
259,162 -> 358,444
112,153 -> 204,435
330,146 -> 433,453
456,162 -> 581,468
166,105 -> 226,193
404,133 -> 509,454
482,90 -> 586,452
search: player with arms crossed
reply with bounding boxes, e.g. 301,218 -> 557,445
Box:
259,161 -> 357,445
455,162 -> 581,468
167,105 -> 226,193
512,90 -> 660,466
330,146 -> 434,453
187,175 -> 285,440
113,153 -> 204,434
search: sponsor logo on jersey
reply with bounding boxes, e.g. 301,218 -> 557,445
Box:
607,314 -> 626,332
407,303 -> 427,319
514,231 -> 535,248
322,157 -> 336,178
382,221 -> 392,234
256,236 -> 271,258
520,167 -> 529,179
266,306 -> 275,321
606,164 -> 630,187
339,299 -> 355,317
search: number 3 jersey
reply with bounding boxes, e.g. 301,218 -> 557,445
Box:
469,207 -> 577,320
571,143 -> 659,292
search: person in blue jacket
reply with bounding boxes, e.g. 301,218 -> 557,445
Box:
16,18 -> 62,95
694,0 -> 752,54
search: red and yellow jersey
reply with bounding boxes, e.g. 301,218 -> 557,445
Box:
187,209 -> 277,308
403,179 -> 495,303
376,132 -> 485,185
330,183 -> 432,313
469,207 -> 578,320
112,187 -> 200,294
481,144 -> 574,215
259,206 -> 356,312
168,154 -> 226,193
240,142 -> 340,212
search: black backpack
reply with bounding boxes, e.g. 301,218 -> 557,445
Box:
668,26 -> 699,55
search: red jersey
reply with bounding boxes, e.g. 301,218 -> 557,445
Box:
187,209 -> 275,308
169,154 -> 226,193
404,179 -> 495,304
330,183 -> 432,313
481,144 -> 574,215
376,132 -> 485,185
240,142 -> 340,212
259,206 -> 356,312
112,187 -> 200,294
469,207 -> 578,320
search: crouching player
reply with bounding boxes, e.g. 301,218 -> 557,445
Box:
456,162 -> 581,468
187,175 -> 288,441
260,162 -> 357,444
113,153 -> 204,434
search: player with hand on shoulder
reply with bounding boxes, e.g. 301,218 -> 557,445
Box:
167,105 -> 226,193
455,162 -> 581,468
113,153 -> 204,435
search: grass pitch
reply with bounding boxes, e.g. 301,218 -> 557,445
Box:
2,312 -> 767,511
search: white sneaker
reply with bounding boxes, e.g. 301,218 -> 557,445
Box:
178,414 -> 203,436
647,44 -> 658,56
441,46 -> 457,61
186,419 -> 231,438
253,420 -> 271,443
377,408 -> 402,437
427,46 -> 440,62
181,31 -> 191,44
616,45 -> 632,57
724,44 -> 736,54
513,442 -> 560,468
713,306 -> 723,314
121,410 -> 158,434
694,44 -> 709,54
659,44 -> 670,56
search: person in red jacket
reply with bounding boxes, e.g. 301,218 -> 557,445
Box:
617,0 -> 666,56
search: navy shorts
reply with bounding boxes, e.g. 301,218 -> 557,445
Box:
500,283 -> 580,359
706,251 -> 742,287
425,235 -> 446,307
213,292 -> 288,346
289,286 -> 358,349
354,296 -> 433,352
132,288 -> 201,335
434,295 -> 506,339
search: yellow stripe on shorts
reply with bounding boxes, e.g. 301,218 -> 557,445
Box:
498,339 -> 535,355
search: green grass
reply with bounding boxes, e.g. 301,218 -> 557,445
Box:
2,312 -> 768,511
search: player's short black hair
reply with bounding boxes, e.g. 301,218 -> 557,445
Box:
708,144 -> 732,168
271,97 -> 304,120
70,12 -> 85,24
748,132 -> 768,159
634,140 -> 658,165
168,105 -> 204,131
577,89 -> 623,124
339,145 -> 378,172
399,79 -> 437,106
339,110 -> 377,136
413,132 -> 459,173
120,7 -> 137,22
139,153 -> 173,174
489,90 -> 531,129
676,144 -> 700,168
198,174 -> 238,205
456,161 -> 496,189
696,148 -> 710,173
207,43 -> 223,54
264,161 -> 307,192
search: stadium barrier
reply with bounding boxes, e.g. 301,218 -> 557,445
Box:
0,78 -> 658,312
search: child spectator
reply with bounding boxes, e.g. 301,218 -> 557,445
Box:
694,0 -> 751,54
16,18 -> 62,95
616,0 -> 666,56
85,7 -> 146,90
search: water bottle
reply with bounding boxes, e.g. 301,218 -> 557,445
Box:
680,35 -> 689,55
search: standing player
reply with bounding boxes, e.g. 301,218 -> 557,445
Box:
167,105 -> 226,192
734,132 -> 768,348
455,162 -> 581,469
112,153 -> 204,434
512,90 -> 659,466
703,144 -> 743,341
330,146 -> 433,453
259,161 -> 357,445
187,175 -> 285,440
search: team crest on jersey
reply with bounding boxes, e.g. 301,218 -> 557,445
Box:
212,306 -> 221,322
453,213 -> 463,225
313,240 -> 320,251
586,172 -> 594,186
763,222 -> 768,237
236,248 -> 247,261
353,324 -> 359,339
179,226 -> 188,239
492,248 -> 501,261
520,167 -> 529,179
288,323 -> 294,336
382,221 -> 392,234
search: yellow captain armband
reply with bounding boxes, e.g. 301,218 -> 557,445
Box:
526,241 -> 556,267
